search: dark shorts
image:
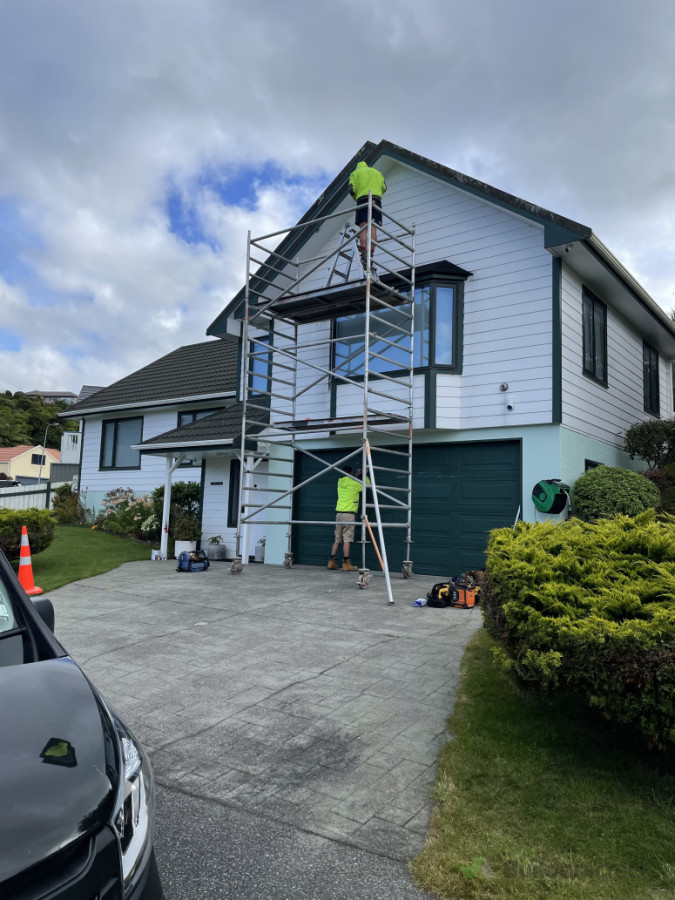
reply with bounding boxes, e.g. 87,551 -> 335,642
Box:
355,196 -> 382,226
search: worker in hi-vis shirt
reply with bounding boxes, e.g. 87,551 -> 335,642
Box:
327,465 -> 370,572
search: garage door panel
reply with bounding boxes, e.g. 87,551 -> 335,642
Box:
293,441 -> 520,576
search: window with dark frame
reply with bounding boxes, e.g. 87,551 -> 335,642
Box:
334,278 -> 460,377
100,417 -> 143,469
31,454 -> 46,466
248,334 -> 272,398
177,408 -> 222,466
227,458 -> 241,529
582,288 -> 607,384
643,341 -> 660,417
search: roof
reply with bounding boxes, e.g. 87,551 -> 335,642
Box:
0,445 -> 59,462
61,337 -> 240,417
133,404 -> 267,455
207,139 -> 591,335
77,385 -> 107,402
206,139 -> 675,354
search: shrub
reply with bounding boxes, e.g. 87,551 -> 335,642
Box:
0,508 -> 55,558
624,418 -> 675,469
150,482 -> 201,540
96,488 -> 153,538
571,465 -> 660,522
51,484 -> 86,524
483,511 -> 675,748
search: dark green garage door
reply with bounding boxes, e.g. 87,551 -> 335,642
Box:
293,441 -> 521,576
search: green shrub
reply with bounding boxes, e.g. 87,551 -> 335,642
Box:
571,465 -> 660,522
483,511 -> 675,748
150,482 -> 201,540
51,484 -> 86,524
624,418 -> 675,469
0,508 -> 55,558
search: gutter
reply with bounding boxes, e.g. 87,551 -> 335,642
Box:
59,391 -> 237,418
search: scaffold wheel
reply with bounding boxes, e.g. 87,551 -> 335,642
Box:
283,553 -> 294,569
357,569 -> 370,590
402,562 -> 413,579
230,558 -> 243,575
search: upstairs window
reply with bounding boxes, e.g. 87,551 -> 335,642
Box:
643,341 -> 660,417
334,279 -> 460,377
177,408 -> 222,467
31,454 -> 46,466
582,288 -> 607,385
100,417 -> 143,469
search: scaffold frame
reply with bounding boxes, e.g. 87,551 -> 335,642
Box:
232,195 -> 416,605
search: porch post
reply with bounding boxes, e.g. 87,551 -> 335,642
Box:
160,455 -> 184,558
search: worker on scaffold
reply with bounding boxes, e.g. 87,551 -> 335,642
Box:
349,161 -> 386,269
327,465 -> 370,572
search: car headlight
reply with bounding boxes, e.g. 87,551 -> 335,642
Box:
107,708 -> 155,894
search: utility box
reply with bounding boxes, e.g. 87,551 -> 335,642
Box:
532,479 -> 570,514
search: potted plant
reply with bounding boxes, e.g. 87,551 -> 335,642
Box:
172,507 -> 201,558
207,534 -> 228,560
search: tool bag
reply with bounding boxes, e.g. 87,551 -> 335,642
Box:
426,576 -> 477,609
176,550 -> 210,572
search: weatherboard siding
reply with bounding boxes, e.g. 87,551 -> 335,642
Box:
78,408 -> 202,500
560,265 -> 669,446
285,162 -> 554,428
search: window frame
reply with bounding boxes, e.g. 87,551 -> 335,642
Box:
31,453 -> 46,467
582,287 -> 608,386
99,416 -> 143,470
176,408 -> 223,466
643,340 -> 660,417
332,274 -> 464,378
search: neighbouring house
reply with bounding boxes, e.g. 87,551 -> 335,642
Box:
0,445 -> 61,483
62,140 -> 675,575
24,390 -> 79,405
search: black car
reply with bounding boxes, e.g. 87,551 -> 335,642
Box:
0,549 -> 164,899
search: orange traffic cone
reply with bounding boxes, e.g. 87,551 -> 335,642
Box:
18,526 -> 43,596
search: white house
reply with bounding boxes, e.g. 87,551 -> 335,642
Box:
63,140 -> 675,576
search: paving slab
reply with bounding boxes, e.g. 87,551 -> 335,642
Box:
49,559 -> 482,886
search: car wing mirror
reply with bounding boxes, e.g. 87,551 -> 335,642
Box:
32,597 -> 55,632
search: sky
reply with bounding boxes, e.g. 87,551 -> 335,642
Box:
1,0 -> 674,394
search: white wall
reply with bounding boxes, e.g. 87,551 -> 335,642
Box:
79,406 -> 203,510
561,265 -> 671,448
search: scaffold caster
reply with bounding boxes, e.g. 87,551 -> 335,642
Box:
357,569 -> 370,590
230,557 -> 243,575
283,552 -> 294,569
402,561 -> 413,579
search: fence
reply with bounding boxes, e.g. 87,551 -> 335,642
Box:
0,481 -> 69,512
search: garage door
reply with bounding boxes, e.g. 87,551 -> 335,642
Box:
292,441 -> 521,576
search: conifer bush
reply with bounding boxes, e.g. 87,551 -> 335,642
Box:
484,511 -> 675,748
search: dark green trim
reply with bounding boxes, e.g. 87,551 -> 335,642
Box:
236,340 -> 242,402
552,257 -> 562,424
424,371 -> 436,428
642,340 -> 660,418
329,378 -> 337,419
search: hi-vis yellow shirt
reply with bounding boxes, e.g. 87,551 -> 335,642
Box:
349,162 -> 386,200
336,475 -> 370,512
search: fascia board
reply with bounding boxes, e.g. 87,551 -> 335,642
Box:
60,391 -> 236,418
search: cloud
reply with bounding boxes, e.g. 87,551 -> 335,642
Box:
0,0 -> 674,392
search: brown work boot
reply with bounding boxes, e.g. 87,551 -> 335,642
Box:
327,559 -> 339,570
341,560 -> 358,572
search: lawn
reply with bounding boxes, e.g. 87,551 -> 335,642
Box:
410,629 -> 675,900
26,525 -> 152,592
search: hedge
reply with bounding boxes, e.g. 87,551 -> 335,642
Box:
571,465 -> 660,522
0,508 -> 55,558
483,510 -> 675,749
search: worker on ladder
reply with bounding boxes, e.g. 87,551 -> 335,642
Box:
327,466 -> 371,572
349,161 -> 386,268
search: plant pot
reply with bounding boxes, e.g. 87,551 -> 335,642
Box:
174,540 -> 197,557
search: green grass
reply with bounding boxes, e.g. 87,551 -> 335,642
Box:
410,629 -> 675,900
23,525 -> 152,592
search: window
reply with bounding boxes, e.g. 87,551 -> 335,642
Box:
643,341 -> 660,416
227,459 -> 241,529
177,408 -> 222,467
248,334 -> 271,398
334,279 -> 459,376
100,417 -> 143,469
31,454 -> 46,467
582,288 -> 607,384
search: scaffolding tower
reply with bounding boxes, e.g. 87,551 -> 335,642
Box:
232,196 -> 416,605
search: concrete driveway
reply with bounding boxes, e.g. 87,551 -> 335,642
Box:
49,561 -> 482,897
